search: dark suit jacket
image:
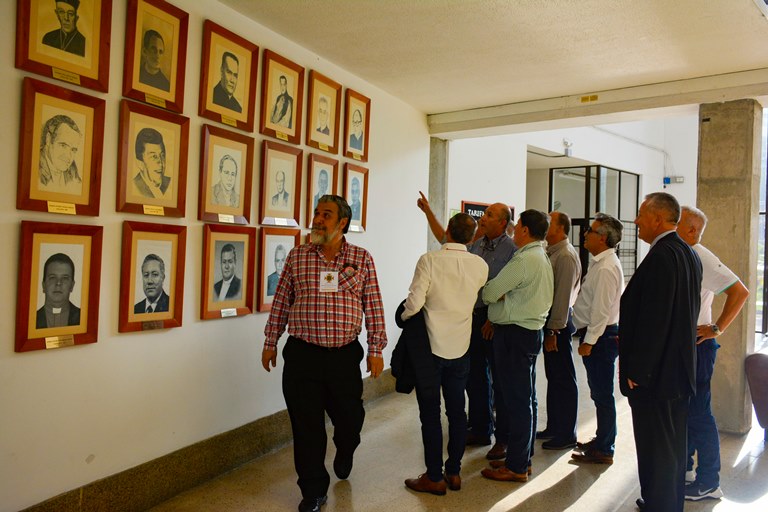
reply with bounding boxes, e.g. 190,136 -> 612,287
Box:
213,275 -> 241,300
212,82 -> 242,113
619,232 -> 702,400
134,173 -> 171,198
42,29 -> 85,57
35,302 -> 81,328
391,300 -> 438,394
134,291 -> 170,314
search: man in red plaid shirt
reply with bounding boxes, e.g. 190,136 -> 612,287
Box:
262,194 -> 387,512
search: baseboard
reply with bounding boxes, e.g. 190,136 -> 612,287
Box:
22,370 -> 395,512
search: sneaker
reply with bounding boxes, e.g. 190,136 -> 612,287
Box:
684,481 -> 724,501
685,470 -> 696,483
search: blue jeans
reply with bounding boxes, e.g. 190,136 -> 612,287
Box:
581,326 -> 619,455
542,314 -> 577,441
687,338 -> 721,487
492,323 -> 542,474
414,351 -> 470,481
467,308 -> 508,440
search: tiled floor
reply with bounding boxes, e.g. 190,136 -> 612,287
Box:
151,354 -> 768,511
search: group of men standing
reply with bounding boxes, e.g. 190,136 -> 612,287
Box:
259,190 -> 747,512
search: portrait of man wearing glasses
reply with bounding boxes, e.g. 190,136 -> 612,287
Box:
133,127 -> 171,199
42,0 -> 86,57
349,109 -> 364,151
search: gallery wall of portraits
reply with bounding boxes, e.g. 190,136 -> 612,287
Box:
13,0 -> 376,352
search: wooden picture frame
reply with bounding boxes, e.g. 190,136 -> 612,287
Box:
16,220 -> 103,352
260,140 -> 302,227
199,124 -> 254,225
258,227 -> 300,312
259,49 -> 304,145
306,71 -> 341,154
17,77 -> 105,216
306,154 -> 338,227
343,88 -> 371,162
119,220 -> 186,332
117,99 -> 190,218
344,163 -> 369,233
198,20 -> 259,132
122,0 -> 189,113
15,0 -> 113,92
201,223 -> 256,320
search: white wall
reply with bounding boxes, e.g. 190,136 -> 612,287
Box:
0,1 -> 429,510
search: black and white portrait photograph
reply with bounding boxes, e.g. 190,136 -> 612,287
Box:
343,88 -> 371,162
306,71 -> 342,154
258,227 -> 299,312
133,241 -> 172,315
306,153 -> 338,227
344,163 -> 369,232
212,240 -> 244,302
260,140 -> 302,226
259,50 -> 304,145
201,224 -> 255,319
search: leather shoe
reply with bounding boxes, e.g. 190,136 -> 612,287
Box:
571,447 -> 614,465
481,466 -> 528,482
485,442 -> 507,460
542,438 -> 577,450
636,497 -> 645,510
535,429 -> 555,440
298,495 -> 327,512
333,450 -> 353,479
444,473 -> 461,491
465,432 -> 492,446
489,460 -> 532,475
405,473 -> 447,495
575,438 -> 596,452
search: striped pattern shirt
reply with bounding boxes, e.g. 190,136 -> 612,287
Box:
264,239 -> 388,356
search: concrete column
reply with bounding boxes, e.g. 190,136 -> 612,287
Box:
697,99 -> 762,434
427,137 -> 449,252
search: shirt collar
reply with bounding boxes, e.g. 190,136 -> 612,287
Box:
592,247 -> 617,262
517,240 -> 546,253
650,229 -> 676,248
442,242 -> 468,252
481,232 -> 510,251
546,238 -> 569,255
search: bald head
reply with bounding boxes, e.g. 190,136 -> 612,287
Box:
479,202 -> 512,239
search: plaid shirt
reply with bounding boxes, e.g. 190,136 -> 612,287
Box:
264,238 -> 388,357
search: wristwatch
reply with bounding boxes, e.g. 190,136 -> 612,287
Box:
545,329 -> 556,337
711,323 -> 721,336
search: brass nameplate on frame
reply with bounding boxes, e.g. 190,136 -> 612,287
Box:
47,201 -> 77,215
45,335 -> 75,349
143,205 -> 165,216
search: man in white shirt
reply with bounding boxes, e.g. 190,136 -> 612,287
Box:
677,206 -> 749,502
571,213 -> 625,465
402,213 -> 488,496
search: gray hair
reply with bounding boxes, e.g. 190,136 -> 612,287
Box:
594,213 -> 624,249
141,253 -> 165,276
681,205 -> 708,235
317,194 -> 352,234
645,192 -> 681,224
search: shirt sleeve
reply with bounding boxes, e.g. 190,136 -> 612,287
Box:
482,257 -> 522,305
361,252 -> 388,357
402,254 -> 430,321
583,266 -> 621,345
263,251 -> 296,350
547,253 -> 579,330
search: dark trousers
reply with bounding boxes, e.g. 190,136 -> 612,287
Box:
630,394 -> 689,512
467,308 -> 508,440
493,323 -> 542,474
282,336 -> 365,499
687,338 -> 721,487
581,326 -> 619,454
542,315 -> 577,441
415,352 -> 470,481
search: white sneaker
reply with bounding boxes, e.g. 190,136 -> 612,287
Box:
684,481 -> 724,501
685,470 -> 696,483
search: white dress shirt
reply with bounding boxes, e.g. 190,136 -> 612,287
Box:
401,243 -> 489,359
572,248 -> 624,345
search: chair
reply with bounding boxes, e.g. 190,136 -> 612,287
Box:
745,349 -> 768,442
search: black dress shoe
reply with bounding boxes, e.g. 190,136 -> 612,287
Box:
535,429 -> 555,440
333,450 -> 353,479
298,495 -> 327,512
465,432 -> 492,446
636,497 -> 645,510
542,438 -> 577,450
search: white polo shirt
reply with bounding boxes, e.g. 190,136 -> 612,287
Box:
694,244 -> 739,325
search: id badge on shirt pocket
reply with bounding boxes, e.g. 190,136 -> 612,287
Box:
319,271 -> 339,292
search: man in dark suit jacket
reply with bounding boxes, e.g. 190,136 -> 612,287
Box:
42,0 -> 86,57
36,253 -> 81,328
619,192 -> 702,512
213,244 -> 241,301
134,254 -> 171,314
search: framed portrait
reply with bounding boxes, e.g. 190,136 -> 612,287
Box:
344,163 -> 369,233
306,154 -> 339,226
199,124 -> 254,225
198,20 -> 259,132
16,220 -> 103,352
260,140 -> 302,227
119,220 -> 186,332
343,89 -> 371,162
117,99 -> 190,217
259,49 -> 305,145
17,77 -> 105,216
201,223 -> 256,320
258,227 -> 300,312
122,0 -> 189,113
15,0 -> 112,92
306,71 -> 341,154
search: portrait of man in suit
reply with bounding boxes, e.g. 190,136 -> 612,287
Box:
266,244 -> 287,297
39,114 -> 83,194
134,253 -> 170,314
42,0 -> 86,57
139,29 -> 170,92
211,154 -> 239,208
36,252 -> 81,329
271,170 -> 290,209
269,75 -> 293,129
213,243 -> 241,301
315,96 -> 330,135
212,52 -> 242,113
350,176 -> 362,221
349,108 -> 363,151
133,127 -> 170,199
313,169 -> 329,211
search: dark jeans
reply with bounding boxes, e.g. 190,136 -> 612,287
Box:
467,308 -> 508,440
687,338 -> 721,487
581,326 -> 619,454
282,336 -> 365,499
415,351 -> 470,481
492,323 -> 542,474
542,315 -> 577,441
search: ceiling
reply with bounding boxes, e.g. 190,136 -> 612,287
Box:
221,0 -> 768,117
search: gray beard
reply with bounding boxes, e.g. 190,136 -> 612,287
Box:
311,225 -> 341,245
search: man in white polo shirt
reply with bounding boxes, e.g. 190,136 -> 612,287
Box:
401,212 -> 489,496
